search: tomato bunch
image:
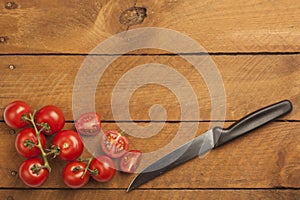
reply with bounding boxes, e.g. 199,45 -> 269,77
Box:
4,100 -> 142,189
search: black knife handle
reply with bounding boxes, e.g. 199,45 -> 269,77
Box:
213,100 -> 292,148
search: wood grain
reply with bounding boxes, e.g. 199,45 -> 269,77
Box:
0,0 -> 299,53
0,189 -> 299,200
0,122 -> 299,189
1,0 -> 300,198
0,55 -> 299,121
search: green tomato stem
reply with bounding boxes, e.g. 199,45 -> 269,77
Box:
28,111 -> 51,172
81,157 -> 93,179
45,146 -> 60,157
24,140 -> 38,150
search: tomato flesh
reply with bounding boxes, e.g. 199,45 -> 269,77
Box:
62,161 -> 90,188
89,155 -> 116,182
75,112 -> 102,136
120,150 -> 142,173
35,105 -> 65,135
15,128 -> 46,158
101,130 -> 129,158
19,158 -> 49,187
51,130 -> 84,161
4,100 -> 31,129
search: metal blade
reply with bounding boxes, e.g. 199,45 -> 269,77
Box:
127,129 -> 215,192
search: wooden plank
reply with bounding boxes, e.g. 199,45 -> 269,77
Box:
0,0 -> 299,53
0,122 -> 299,188
0,189 -> 299,200
0,55 -> 299,121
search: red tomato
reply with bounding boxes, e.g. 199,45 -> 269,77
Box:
35,105 -> 65,135
4,100 -> 31,129
75,112 -> 102,136
62,161 -> 90,188
51,130 -> 84,161
15,128 -> 46,158
101,130 -> 129,158
89,155 -> 116,182
19,158 -> 49,187
120,150 -> 142,173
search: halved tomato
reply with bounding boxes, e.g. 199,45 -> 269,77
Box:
119,150 -> 142,173
75,112 -> 101,136
101,130 -> 129,158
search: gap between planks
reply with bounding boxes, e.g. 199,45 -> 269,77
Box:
0,52 -> 300,57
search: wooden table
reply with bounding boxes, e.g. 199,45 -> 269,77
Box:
0,0 -> 299,199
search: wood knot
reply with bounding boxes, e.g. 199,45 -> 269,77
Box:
276,151 -> 285,169
8,129 -> 16,135
10,170 -> 18,176
5,2 -> 18,9
119,6 -> 147,28
0,36 -> 9,44
7,196 -> 14,200
8,64 -> 16,70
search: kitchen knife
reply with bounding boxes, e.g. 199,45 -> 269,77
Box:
127,100 -> 292,192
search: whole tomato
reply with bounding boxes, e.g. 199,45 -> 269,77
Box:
15,128 -> 46,158
62,161 -> 90,188
51,130 -> 84,161
19,158 -> 49,187
89,155 -> 116,182
75,112 -> 102,136
35,105 -> 65,135
101,130 -> 129,158
119,150 -> 142,173
4,100 -> 31,129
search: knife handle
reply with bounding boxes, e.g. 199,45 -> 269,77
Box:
213,100 -> 292,148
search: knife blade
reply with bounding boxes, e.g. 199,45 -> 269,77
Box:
127,100 -> 292,192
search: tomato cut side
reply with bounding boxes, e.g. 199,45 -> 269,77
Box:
101,130 -> 129,158
120,150 -> 142,173
75,112 -> 102,136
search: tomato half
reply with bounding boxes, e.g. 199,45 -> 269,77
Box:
19,158 -> 49,187
120,150 -> 142,173
4,100 -> 31,129
15,128 -> 46,158
75,112 -> 102,136
35,105 -> 65,135
62,161 -> 90,188
89,155 -> 116,182
101,130 -> 129,158
51,130 -> 84,161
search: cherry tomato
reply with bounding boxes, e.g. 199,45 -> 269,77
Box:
101,130 -> 129,158
19,158 -> 49,187
35,105 -> 65,135
62,161 -> 90,188
120,150 -> 142,173
89,155 -> 116,182
4,100 -> 31,129
75,112 -> 102,136
15,128 -> 46,158
51,130 -> 84,161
